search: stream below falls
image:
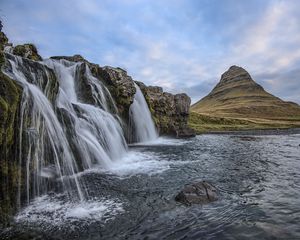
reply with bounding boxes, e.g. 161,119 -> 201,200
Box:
1,131 -> 300,240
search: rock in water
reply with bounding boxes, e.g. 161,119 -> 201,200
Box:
175,181 -> 218,205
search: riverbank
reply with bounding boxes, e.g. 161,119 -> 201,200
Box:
188,111 -> 300,134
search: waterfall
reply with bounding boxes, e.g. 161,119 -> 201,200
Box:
4,55 -> 84,202
2,52 -> 158,207
44,59 -> 127,168
129,83 -> 158,143
3,54 -> 127,204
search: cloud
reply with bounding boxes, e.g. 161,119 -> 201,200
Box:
1,0 -> 299,103
254,68 -> 300,104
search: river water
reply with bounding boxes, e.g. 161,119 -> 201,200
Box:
2,131 -> 300,240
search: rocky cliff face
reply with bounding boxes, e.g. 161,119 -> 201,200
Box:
136,81 -> 195,137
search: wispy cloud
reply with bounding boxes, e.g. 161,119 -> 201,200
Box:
1,0 -> 299,103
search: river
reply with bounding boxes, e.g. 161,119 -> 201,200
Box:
1,131 -> 300,240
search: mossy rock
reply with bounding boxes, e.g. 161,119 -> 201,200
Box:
0,66 -> 22,226
0,32 -> 9,51
13,44 -> 42,61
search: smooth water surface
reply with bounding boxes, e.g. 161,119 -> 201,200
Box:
2,132 -> 300,240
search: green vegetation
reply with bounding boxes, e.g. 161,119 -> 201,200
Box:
0,49 -> 22,226
188,111 -> 300,134
190,66 -> 300,134
13,44 -> 42,61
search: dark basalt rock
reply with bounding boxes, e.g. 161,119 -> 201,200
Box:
175,181 -> 218,205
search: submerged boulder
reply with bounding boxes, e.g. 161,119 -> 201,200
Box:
175,181 -> 218,205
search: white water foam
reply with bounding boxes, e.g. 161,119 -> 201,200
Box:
79,150 -> 170,177
129,137 -> 190,146
15,195 -> 124,226
107,151 -> 170,176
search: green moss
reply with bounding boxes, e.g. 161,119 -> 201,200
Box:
0,32 -> 9,50
0,52 -> 5,67
13,44 -> 42,61
1,161 -> 9,176
188,111 -> 300,134
0,60 -> 22,226
10,163 -> 21,187
13,45 -> 26,57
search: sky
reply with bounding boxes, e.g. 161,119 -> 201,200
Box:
1,0 -> 300,104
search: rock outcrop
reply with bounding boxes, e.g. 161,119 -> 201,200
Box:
191,65 -> 300,120
12,44 -> 42,61
175,181 -> 218,205
136,81 -> 195,137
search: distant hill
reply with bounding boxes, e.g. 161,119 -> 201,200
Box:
189,66 -> 300,133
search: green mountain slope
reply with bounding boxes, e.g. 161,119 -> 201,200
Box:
190,66 -> 300,133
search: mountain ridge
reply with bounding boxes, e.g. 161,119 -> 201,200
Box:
189,65 -> 300,133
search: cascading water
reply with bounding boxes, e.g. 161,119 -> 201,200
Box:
2,52 -> 159,220
2,54 -> 131,205
129,83 -> 158,143
44,59 -> 127,169
4,55 -> 84,203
